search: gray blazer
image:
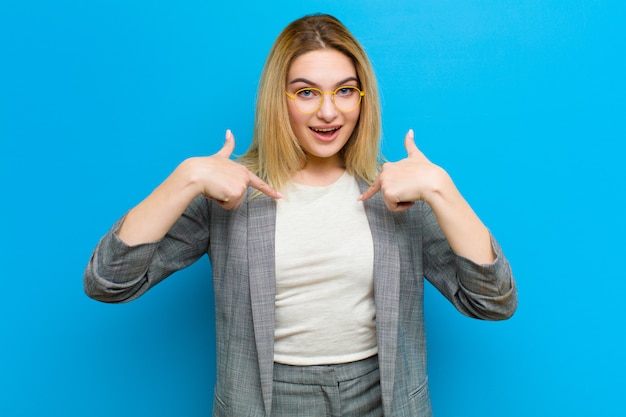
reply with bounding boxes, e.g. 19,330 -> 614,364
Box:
85,181 -> 517,417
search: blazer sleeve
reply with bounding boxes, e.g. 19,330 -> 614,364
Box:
83,195 -> 211,303
418,201 -> 518,320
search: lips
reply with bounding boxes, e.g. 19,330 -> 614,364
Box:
310,126 -> 341,141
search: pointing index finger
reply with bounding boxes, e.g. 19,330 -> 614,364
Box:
358,176 -> 381,202
247,171 -> 283,199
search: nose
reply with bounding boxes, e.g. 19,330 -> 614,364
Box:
316,92 -> 339,121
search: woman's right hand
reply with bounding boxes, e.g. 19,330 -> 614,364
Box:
183,129 -> 282,210
117,130 -> 281,245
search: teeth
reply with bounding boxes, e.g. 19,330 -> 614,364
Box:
311,127 -> 339,132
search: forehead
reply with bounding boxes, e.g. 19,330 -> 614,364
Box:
288,49 -> 356,84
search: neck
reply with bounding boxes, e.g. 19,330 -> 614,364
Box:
292,157 -> 346,186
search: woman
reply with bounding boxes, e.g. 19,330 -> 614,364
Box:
84,13 -> 517,417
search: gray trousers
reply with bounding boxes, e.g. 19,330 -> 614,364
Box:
271,355 -> 383,417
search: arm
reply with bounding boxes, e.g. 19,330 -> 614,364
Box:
359,129 -> 494,264
84,196 -> 210,303
419,201 -> 517,320
84,130 -> 282,302
359,129 -> 516,319
119,130 -> 281,245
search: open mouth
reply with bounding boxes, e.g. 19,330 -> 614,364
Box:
310,126 -> 341,139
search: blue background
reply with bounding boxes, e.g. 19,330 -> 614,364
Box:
1,1 -> 625,416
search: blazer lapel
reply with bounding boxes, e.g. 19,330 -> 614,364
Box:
359,180 -> 400,417
247,193 -> 277,416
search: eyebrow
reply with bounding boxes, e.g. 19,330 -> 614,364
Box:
288,76 -> 359,87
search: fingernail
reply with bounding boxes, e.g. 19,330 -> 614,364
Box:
408,129 -> 414,138
226,129 -> 232,138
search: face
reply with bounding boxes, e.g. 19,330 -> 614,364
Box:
286,49 -> 361,167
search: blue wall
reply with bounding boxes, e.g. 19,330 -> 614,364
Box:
1,1 -> 624,416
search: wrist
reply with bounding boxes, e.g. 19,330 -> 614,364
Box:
420,166 -> 455,206
175,158 -> 208,199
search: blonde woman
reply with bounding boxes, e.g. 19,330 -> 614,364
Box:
85,14 -> 517,417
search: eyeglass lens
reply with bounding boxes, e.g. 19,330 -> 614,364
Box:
293,87 -> 362,113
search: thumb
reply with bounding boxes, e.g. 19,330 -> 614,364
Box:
404,129 -> 419,157
216,129 -> 235,158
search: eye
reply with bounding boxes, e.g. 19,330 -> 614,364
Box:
336,87 -> 358,97
296,88 -> 321,99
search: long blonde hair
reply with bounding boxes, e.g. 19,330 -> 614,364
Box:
239,14 -> 382,191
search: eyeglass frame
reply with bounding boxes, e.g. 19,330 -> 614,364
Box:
285,86 -> 365,114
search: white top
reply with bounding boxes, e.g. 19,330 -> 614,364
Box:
274,171 -> 377,365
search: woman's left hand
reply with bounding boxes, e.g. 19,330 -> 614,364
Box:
359,129 -> 452,211
360,129 -> 495,264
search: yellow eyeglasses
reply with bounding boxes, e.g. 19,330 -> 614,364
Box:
285,86 -> 365,114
